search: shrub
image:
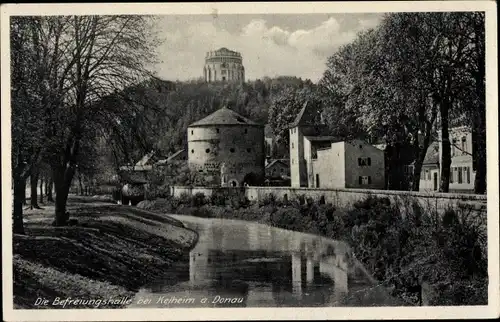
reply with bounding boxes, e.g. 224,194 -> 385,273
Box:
178,192 -> 191,205
210,191 -> 227,206
260,193 -> 277,207
191,206 -> 213,218
192,192 -> 206,207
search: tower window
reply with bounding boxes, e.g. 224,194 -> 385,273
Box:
205,149 -> 210,153
191,149 -> 194,153
191,130 -> 193,135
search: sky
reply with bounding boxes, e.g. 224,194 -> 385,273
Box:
153,13 -> 384,83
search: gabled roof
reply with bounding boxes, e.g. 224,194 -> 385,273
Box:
135,151 -> 155,166
189,106 -> 261,127
289,101 -> 321,128
423,142 -> 440,165
265,159 -> 290,169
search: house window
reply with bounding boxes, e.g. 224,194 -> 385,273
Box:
358,157 -> 371,166
461,136 -> 467,155
191,130 -> 193,135
458,166 -> 463,184
450,167 -> 454,183
359,145 -> 363,149
230,148 -> 235,153
452,139 -> 457,156
292,143 -> 294,149
466,167 -> 471,184
205,148 -> 210,153
425,170 -> 429,180
247,148 -> 251,152
291,159 -> 294,164
191,149 -> 194,154
358,176 -> 371,185
280,168 -> 284,173
216,128 -> 220,133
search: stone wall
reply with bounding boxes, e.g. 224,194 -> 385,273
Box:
170,185 -> 487,216
245,186 -> 487,216
170,186 -> 246,199
187,125 -> 265,186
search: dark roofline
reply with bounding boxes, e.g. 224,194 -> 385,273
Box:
188,123 -> 264,128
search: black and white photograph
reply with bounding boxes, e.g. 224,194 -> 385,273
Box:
1,1 -> 498,321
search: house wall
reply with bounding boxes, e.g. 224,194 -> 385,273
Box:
343,140 -> 385,189
289,127 -> 307,187
438,126 -> 475,192
419,165 -> 440,192
312,144 -> 345,188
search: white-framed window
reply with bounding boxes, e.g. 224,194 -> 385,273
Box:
461,136 -> 467,155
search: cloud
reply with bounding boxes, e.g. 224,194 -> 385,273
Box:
155,15 -> 382,82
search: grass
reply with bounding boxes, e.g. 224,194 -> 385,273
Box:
12,195 -> 199,309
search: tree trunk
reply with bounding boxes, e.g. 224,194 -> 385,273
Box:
21,179 -> 27,205
411,128 -> 432,192
47,177 -> 54,202
13,175 -> 26,234
52,165 -> 76,226
78,174 -> 84,195
439,103 -> 451,192
30,167 -> 40,208
39,175 -> 44,204
473,18 -> 486,194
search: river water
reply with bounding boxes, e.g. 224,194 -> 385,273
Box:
129,216 -> 403,308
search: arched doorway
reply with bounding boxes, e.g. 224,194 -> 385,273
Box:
228,179 -> 239,187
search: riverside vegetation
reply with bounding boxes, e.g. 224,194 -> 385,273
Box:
138,191 -> 487,306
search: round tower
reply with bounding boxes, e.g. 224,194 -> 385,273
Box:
204,47 -> 245,83
187,106 -> 264,187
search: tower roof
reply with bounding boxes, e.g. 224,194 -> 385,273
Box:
189,106 -> 261,127
289,101 -> 321,128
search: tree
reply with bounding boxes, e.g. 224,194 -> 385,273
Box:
18,15 -> 162,226
267,86 -> 321,147
11,17 -> 48,233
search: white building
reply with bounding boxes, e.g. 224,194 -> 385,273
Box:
289,102 -> 385,189
419,125 -> 475,192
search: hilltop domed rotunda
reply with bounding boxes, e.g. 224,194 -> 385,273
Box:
204,47 -> 245,83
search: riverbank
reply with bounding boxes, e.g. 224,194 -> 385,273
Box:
12,196 -> 199,309
138,192 -> 488,306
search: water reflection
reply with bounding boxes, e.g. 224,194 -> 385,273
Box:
129,216 -> 401,308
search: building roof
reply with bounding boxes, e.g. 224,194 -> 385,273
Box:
265,159 -> 290,169
135,151 -> 155,166
155,149 -> 187,166
423,142 -> 440,165
289,101 -> 322,128
189,106 -> 261,127
304,135 -> 339,142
